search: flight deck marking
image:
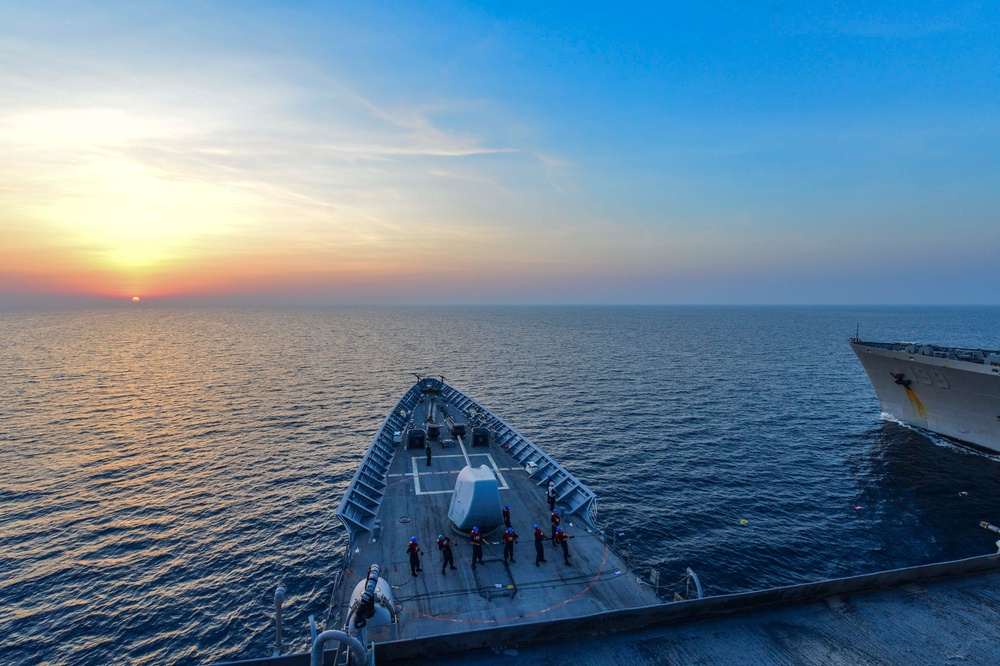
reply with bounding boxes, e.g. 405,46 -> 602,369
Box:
389,466 -> 515,478
411,458 -> 423,495
483,453 -> 509,489
410,454 -> 511,496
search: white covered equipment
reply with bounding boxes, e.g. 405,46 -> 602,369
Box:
348,574 -> 396,629
447,465 -> 502,531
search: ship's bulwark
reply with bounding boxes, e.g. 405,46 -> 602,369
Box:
851,340 -> 1000,453
213,554 -> 1000,665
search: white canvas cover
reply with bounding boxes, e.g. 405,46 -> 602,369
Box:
447,465 -> 502,531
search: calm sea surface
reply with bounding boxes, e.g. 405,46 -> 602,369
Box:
3,305 -> 1000,665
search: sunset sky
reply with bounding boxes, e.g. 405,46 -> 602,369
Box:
2,1 -> 998,306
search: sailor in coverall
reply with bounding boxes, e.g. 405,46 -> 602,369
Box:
406,536 -> 423,576
533,524 -> 549,566
547,480 -> 556,510
502,527 -> 518,564
554,526 -> 574,565
437,535 -> 458,575
502,504 -> 512,528
550,509 -> 560,545
470,526 -> 485,567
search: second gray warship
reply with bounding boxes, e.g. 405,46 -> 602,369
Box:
850,336 -> 1000,453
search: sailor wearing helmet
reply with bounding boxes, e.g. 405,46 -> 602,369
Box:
502,526 -> 519,564
406,536 -> 424,576
554,526 -> 574,565
533,524 -> 549,566
437,534 -> 458,575
470,526 -> 485,567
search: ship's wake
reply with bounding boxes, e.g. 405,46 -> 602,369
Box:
879,412 -> 1000,461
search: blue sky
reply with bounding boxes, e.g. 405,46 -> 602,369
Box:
1,1 -> 997,305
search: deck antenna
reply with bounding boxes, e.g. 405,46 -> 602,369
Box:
439,375 -> 446,384
412,373 -> 422,381
852,323 -> 861,343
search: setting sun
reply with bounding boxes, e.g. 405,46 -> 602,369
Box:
0,1 -> 997,309
132,296 -> 141,303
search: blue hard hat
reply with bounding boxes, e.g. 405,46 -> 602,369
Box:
507,527 -> 513,533
556,526 -> 563,532
504,504 -> 510,510
438,534 -> 444,540
534,523 -> 540,529
472,526 -> 479,532
410,536 -> 417,542
553,509 -> 559,514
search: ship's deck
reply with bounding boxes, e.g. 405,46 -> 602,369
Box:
427,559 -> 1000,666
851,339 -> 1000,366
214,553 -> 1000,666
330,389 -> 662,645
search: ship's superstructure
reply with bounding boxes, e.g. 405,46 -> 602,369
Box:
850,338 -> 1000,453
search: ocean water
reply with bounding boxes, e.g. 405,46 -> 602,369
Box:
2,305 -> 1000,665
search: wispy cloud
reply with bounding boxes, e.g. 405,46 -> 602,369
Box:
0,3 -> 575,300
2,1 -> 997,305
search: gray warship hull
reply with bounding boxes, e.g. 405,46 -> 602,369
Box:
329,377 -> 665,660
850,339 -> 1000,453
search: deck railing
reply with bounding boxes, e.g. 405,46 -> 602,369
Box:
439,381 -> 598,529
337,378 -> 598,536
335,383 -> 423,536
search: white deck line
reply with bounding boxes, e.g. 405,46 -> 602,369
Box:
410,454 -> 510,496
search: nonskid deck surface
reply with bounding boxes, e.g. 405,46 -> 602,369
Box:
332,393 -> 660,643
427,566 -> 1000,666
